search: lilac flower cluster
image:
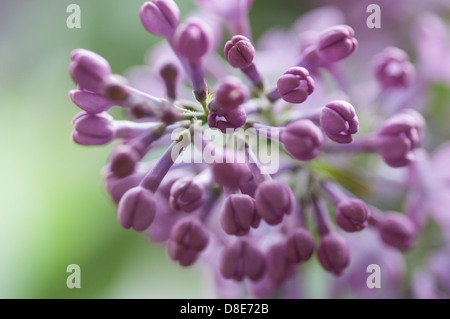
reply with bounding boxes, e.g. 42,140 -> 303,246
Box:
68,0 -> 450,298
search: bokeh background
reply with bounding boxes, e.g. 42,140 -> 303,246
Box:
0,0 -> 449,298
0,0 -> 312,298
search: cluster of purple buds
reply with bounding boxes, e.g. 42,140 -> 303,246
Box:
67,0 -> 442,298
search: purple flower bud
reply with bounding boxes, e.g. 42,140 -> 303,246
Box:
167,240 -> 199,267
211,158 -> 252,189
117,186 -> 156,231
105,167 -> 145,204
335,198 -> 369,232
169,177 -> 205,213
266,242 -> 294,284
72,112 -> 115,146
285,229 -> 315,264
220,240 -> 266,282
159,62 -> 179,100
69,90 -> 113,113
281,119 -> 323,161
212,77 -> 248,114
378,213 -> 416,250
170,218 -> 210,252
208,107 -> 247,133
373,47 -> 415,90
316,25 -> 357,63
277,67 -> 315,104
376,109 -> 425,167
220,194 -> 260,236
224,35 -> 255,69
320,100 -> 359,144
139,0 -> 180,38
317,232 -> 350,275
255,181 -> 295,225
110,145 -> 140,178
69,49 -> 111,93
175,18 -> 213,61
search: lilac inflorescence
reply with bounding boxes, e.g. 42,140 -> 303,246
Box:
67,0 -> 450,298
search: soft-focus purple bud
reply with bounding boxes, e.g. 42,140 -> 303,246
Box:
266,242 -> 294,285
335,198 -> 369,232
255,181 -> 295,225
317,232 -> 350,275
220,194 -> 260,236
72,112 -> 115,146
211,157 -> 252,189
224,35 -> 255,69
277,67 -> 315,104
169,177 -> 205,213
170,218 -> 210,252
175,18 -> 213,60
208,107 -> 247,133
139,0 -> 180,38
281,119 -> 323,161
117,186 -> 156,231
69,90 -> 113,113
110,144 -> 140,178
69,49 -> 111,93
159,63 -> 179,100
220,240 -> 266,282
316,25 -> 357,63
168,240 -> 199,266
285,229 -> 315,264
378,213 -> 416,250
373,47 -> 415,90
320,100 -> 359,144
147,195 -> 181,242
376,109 -> 425,167
212,77 -> 248,114
106,167 -> 145,204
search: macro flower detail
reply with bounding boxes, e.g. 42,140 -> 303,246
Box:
316,25 -> 358,63
281,119 -> 323,161
320,100 -> 359,144
66,0 -> 450,299
139,0 -> 180,37
373,47 -> 415,90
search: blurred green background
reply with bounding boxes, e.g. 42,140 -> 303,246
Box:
0,0 -> 309,298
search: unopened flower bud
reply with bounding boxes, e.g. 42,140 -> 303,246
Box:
175,18 -> 213,61
316,25 -> 357,63
213,77 -> 248,114
170,218 -> 210,252
378,213 -> 416,250
169,177 -> 205,212
220,240 -> 266,281
317,232 -> 350,275
140,0 -> 180,38
266,242 -> 294,284
208,107 -> 247,133
373,47 -> 415,90
117,186 -> 156,231
69,90 -> 113,113
335,198 -> 369,232
69,49 -> 111,93
281,119 -> 323,161
224,35 -> 255,69
255,181 -> 295,225
72,112 -> 115,146
320,100 -> 359,144
285,229 -> 315,264
211,158 -> 251,189
110,144 -> 140,178
277,67 -> 314,104
376,109 -> 425,167
220,194 -> 260,236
